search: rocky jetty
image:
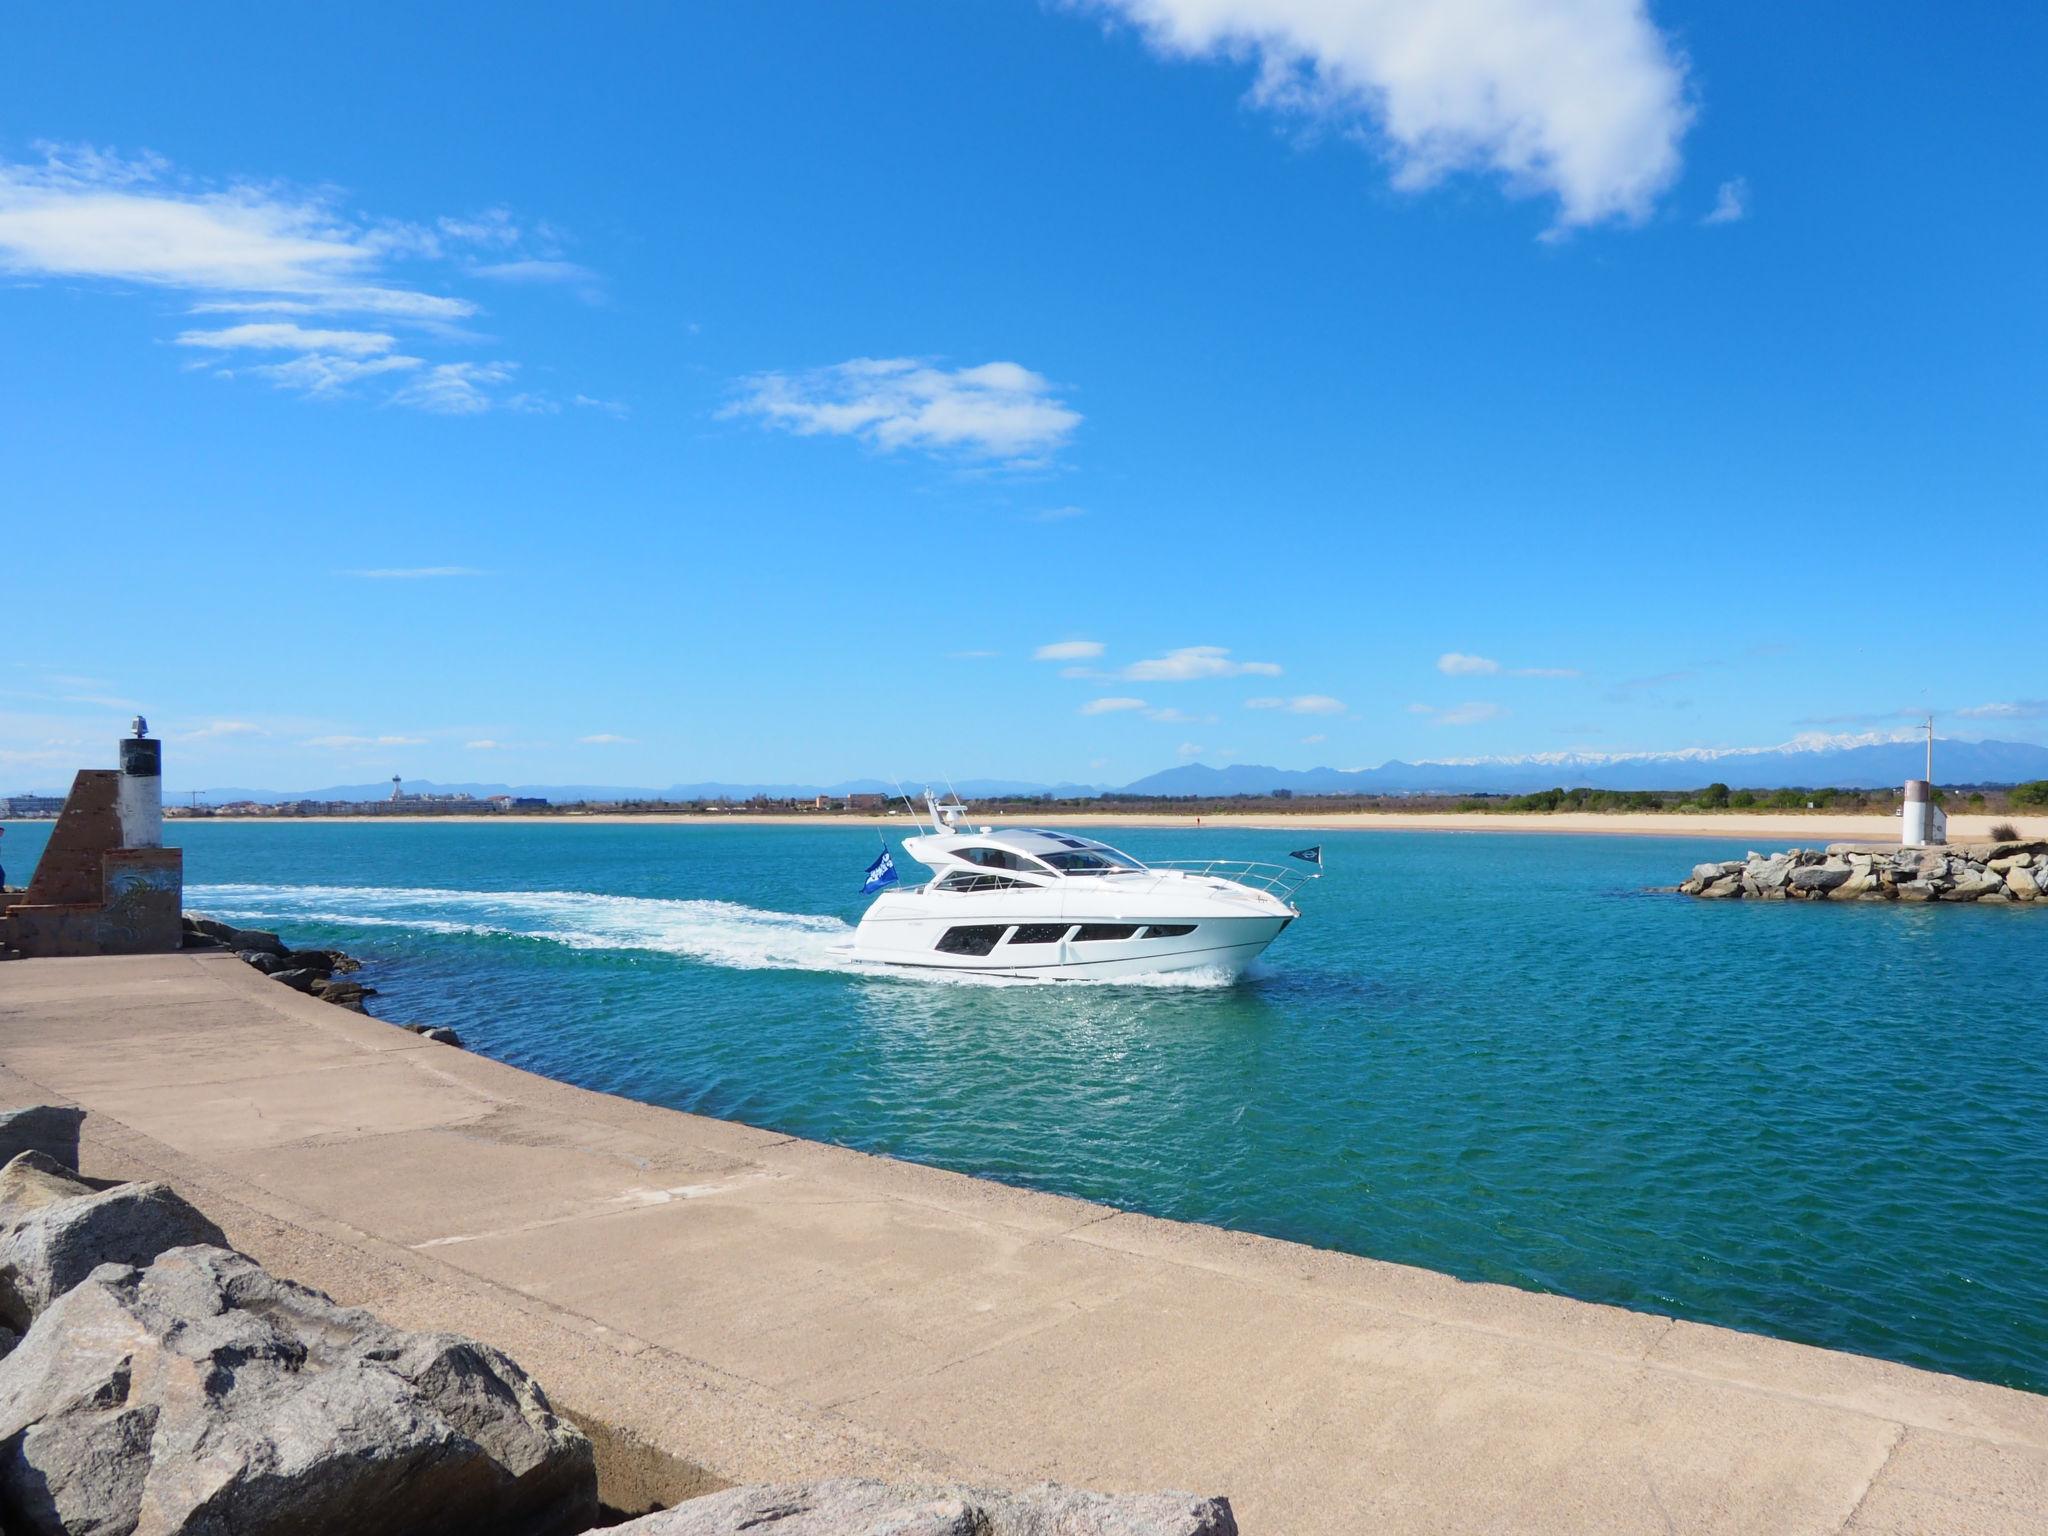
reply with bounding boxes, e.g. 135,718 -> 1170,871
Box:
0,1120 -> 598,1536
183,912 -> 386,1014
605,1479 -> 1238,1535
1680,841 -> 2048,902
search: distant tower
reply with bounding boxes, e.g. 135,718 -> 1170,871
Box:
391,775 -> 404,803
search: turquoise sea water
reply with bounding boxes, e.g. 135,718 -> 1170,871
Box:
6,818 -> 2044,1395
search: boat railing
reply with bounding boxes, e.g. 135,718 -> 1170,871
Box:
1135,859 -> 1320,900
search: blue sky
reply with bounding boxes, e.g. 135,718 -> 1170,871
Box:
3,2 -> 2043,792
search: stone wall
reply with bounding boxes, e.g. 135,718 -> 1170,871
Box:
2,771 -> 185,958
1680,842 -> 2048,902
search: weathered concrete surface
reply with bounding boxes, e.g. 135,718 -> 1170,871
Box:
0,953 -> 2042,1534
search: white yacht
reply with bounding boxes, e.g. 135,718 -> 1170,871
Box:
835,796 -> 1314,981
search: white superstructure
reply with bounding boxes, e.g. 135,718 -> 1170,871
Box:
835,795 -> 1311,981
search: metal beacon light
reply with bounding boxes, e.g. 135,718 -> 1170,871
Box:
118,715 -> 164,850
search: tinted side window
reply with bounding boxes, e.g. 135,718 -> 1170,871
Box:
1143,924 -> 1196,938
1008,924 -> 1071,945
959,847 -> 1040,872
1072,924 -> 1140,942
935,925 -> 1007,956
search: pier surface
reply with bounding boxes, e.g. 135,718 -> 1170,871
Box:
3,953 -> 2042,1533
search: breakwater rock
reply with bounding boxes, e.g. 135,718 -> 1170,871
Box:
609,1479 -> 1238,1535
183,912 -> 384,1013
1680,841 -> 2048,902
0,1125 -> 598,1536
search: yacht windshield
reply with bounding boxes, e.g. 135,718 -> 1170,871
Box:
1039,848 -> 1143,875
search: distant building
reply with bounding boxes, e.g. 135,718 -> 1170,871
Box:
847,792 -> 886,810
1,795 -> 65,819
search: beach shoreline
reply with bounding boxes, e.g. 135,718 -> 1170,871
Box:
156,809 -> 2048,842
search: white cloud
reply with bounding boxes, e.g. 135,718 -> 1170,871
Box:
1301,733 -> 1327,744
1177,742 -> 1207,760
1030,505 -> 1087,522
948,649 -> 1000,659
175,720 -> 266,741
724,357 -> 1080,463
0,143 -> 588,413
391,361 -> 521,415
578,733 -> 636,744
573,393 -> 630,418
1089,0 -> 1692,228
1407,702 -> 1437,714
1245,694 -> 1345,715
1145,707 -> 1216,724
1438,651 -> 1576,678
305,734 -> 426,748
1956,700 -> 2047,720
465,739 -> 510,750
1124,646 -> 1281,681
1081,696 -> 1149,715
1035,639 -> 1105,661
1704,176 -> 1749,226
473,258 -> 597,284
243,351 -> 423,395
339,566 -> 484,579
176,322 -> 398,355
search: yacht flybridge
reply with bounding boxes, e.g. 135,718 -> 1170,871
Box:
834,793 -> 1315,980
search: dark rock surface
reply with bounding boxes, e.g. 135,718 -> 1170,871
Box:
0,1108 -> 83,1171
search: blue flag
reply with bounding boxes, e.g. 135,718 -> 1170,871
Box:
860,848 -> 899,894
1289,845 -> 1323,866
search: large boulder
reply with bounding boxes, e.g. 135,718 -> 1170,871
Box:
0,1152 -> 228,1330
1790,862 -> 1852,894
609,1480 -> 1237,1536
2008,865 -> 2041,900
0,1108 -> 83,1170
0,1244 -> 597,1536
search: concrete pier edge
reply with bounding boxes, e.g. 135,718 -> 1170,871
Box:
2,951 -> 2042,1533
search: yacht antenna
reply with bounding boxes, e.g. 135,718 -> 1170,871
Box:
891,777 -> 926,835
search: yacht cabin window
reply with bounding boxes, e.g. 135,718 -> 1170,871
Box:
956,846 -> 1050,874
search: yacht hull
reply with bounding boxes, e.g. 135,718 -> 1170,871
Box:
834,912 -> 1291,982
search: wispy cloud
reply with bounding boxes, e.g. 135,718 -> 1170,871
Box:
174,720 -> 266,742
1030,505 -> 1087,522
1245,694 -> 1345,715
578,732 -> 636,744
1438,652 -> 1500,676
1957,700 -> 2048,720
1704,176 -> 1749,226
1411,701 -> 1505,726
1035,639 -> 1105,661
1086,0 -> 1692,230
465,739 -> 511,750
1438,651 -> 1578,679
305,734 -> 426,749
176,322 -> 396,356
1144,706 -> 1216,725
948,649 -> 999,660
1081,696 -> 1149,715
1301,733 -> 1327,745
1123,646 -> 1280,682
339,566 -> 485,580
723,358 -> 1080,464
0,143 -> 590,413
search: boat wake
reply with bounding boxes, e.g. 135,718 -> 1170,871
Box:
185,883 -> 1242,987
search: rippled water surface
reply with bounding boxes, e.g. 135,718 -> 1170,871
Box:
9,818 -> 2043,1393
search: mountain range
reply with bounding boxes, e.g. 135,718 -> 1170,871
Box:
123,733 -> 2048,805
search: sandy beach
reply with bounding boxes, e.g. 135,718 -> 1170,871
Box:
175,810 -> 2048,842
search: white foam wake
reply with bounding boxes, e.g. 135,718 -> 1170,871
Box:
188,882 -> 855,972
187,882 -> 1246,988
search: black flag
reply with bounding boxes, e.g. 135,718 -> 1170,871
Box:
1289,845 -> 1322,865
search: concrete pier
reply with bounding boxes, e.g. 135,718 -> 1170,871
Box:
2,952 -> 2042,1533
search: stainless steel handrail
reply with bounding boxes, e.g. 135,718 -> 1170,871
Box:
1129,859 -> 1321,900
